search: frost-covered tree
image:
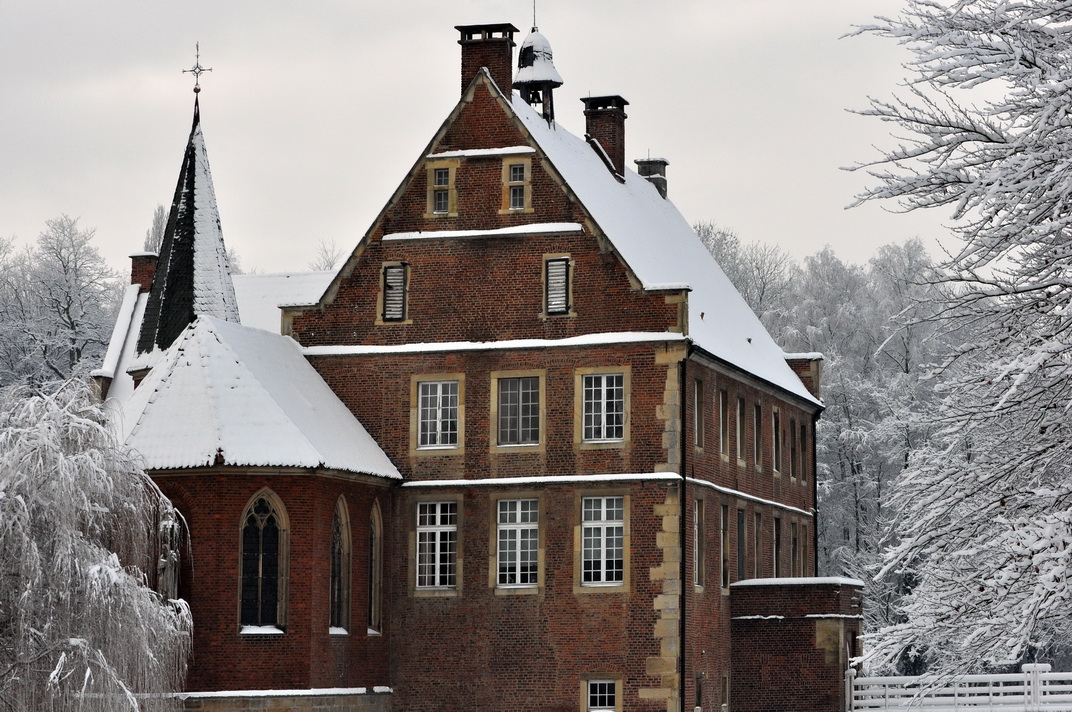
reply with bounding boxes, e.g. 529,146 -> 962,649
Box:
694,221 -> 793,324
0,217 -> 120,385
0,381 -> 191,710
143,204 -> 167,254
852,0 -> 1072,672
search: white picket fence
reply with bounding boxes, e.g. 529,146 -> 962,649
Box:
846,664 -> 1072,711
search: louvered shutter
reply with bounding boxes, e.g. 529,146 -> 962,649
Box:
546,258 -> 569,314
383,264 -> 407,321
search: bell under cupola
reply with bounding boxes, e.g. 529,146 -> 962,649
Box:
514,27 -> 563,124
136,96 -> 240,355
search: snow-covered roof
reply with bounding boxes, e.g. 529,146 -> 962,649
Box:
509,93 -> 820,405
137,100 -> 240,353
119,316 -> 399,478
232,271 -> 335,332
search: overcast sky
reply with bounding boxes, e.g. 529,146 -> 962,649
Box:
1,1 -> 948,276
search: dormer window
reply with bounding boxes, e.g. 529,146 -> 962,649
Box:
500,158 -> 532,214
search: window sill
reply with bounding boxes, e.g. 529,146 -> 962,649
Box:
579,439 -> 626,450
494,584 -> 540,596
414,587 -> 459,598
329,627 -> 348,636
240,625 -> 284,635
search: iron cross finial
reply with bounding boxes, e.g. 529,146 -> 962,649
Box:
183,42 -> 212,94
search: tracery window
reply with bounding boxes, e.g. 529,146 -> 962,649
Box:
329,497 -> 351,631
240,490 -> 289,629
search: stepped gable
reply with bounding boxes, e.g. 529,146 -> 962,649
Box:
123,315 -> 400,478
137,98 -> 240,355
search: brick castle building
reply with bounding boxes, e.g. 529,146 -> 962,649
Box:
97,21 -> 862,712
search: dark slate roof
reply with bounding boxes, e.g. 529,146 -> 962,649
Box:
137,98 -> 240,355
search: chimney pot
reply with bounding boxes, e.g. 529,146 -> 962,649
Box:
456,23 -> 519,97
582,95 -> 629,176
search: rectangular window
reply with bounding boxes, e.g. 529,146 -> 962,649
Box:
498,376 -> 540,445
790,418 -> 798,477
802,524 -> 810,576
693,499 -> 705,587
416,501 -> 457,588
497,499 -> 539,587
737,508 -> 746,582
418,381 -> 459,448
772,410 -> 782,473
753,404 -> 762,465
583,373 -> 625,442
736,397 -> 745,461
800,422 -> 808,482
791,522 -> 800,577
381,263 -> 408,322
582,496 -> 625,585
773,517 -> 782,577
588,680 -> 617,712
545,256 -> 571,315
509,164 -> 526,210
433,168 -> 450,213
720,504 -> 729,590
501,158 -> 532,213
694,380 -> 704,449
753,512 -> 762,578
719,389 -> 729,455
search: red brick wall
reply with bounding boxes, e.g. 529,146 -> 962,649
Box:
131,253 -> 158,293
388,479 -> 675,712
288,81 -> 680,348
729,580 -> 863,712
155,471 -> 394,692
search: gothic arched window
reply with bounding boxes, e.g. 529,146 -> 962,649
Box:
239,490 -> 289,629
368,500 -> 383,633
329,497 -> 351,631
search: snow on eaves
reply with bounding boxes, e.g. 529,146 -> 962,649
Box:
382,222 -> 582,242
303,331 -> 685,356
428,146 -> 535,158
509,94 -> 819,406
94,284 -> 142,379
120,316 -> 399,478
730,576 -> 866,588
231,271 -> 335,333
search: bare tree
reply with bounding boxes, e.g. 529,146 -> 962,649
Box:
308,238 -> 344,271
0,381 -> 191,711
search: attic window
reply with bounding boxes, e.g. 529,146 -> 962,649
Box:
381,263 -> 409,322
544,256 -> 571,315
500,158 -> 532,214
425,160 -> 458,217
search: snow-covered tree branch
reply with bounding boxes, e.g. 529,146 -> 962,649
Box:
851,0 -> 1072,672
0,381 -> 191,710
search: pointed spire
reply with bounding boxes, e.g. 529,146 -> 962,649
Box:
137,98 -> 240,354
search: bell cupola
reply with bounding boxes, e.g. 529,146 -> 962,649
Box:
514,27 -> 563,124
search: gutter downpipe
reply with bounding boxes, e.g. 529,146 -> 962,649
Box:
679,346 -> 692,712
811,410 -> 820,575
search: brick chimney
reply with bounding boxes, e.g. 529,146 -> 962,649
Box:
456,23 -> 518,96
130,252 -> 158,294
582,95 -> 629,176
635,157 -> 669,198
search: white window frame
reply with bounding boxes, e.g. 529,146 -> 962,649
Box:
582,373 -> 625,442
417,380 -> 459,449
581,496 -> 625,586
497,375 -> 541,446
416,501 -> 457,589
497,499 -> 539,588
587,679 -> 618,712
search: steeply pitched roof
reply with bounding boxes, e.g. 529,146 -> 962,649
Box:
137,99 -> 240,354
497,93 -> 819,405
120,316 -> 400,478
